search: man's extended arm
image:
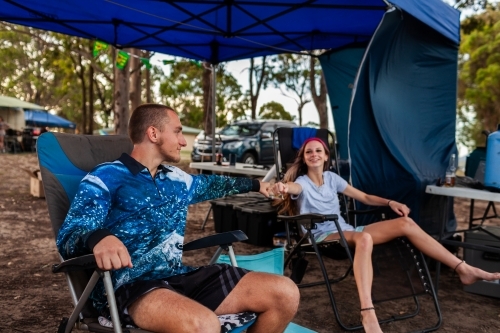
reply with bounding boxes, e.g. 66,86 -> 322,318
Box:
174,168 -> 268,204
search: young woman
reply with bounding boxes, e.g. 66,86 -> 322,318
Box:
271,137 -> 500,333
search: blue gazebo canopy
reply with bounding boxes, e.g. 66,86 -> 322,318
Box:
0,0 -> 459,63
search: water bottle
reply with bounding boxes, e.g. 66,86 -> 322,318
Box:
484,125 -> 500,189
444,153 -> 456,187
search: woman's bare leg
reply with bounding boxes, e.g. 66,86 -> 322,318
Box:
325,231 -> 383,333
363,217 -> 500,284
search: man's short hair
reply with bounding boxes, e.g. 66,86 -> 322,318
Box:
128,104 -> 176,144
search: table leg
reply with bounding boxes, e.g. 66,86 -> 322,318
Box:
200,205 -> 212,230
469,199 -> 475,230
434,194 -> 451,292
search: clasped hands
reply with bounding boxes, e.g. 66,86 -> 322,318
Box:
267,181 -> 288,200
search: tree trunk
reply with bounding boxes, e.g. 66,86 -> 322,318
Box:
114,49 -> 131,135
129,48 -> 142,112
202,62 -> 213,133
78,54 -> 88,134
88,64 -> 94,135
310,57 -> 329,129
249,57 -> 268,120
144,51 -> 152,103
297,105 -> 303,126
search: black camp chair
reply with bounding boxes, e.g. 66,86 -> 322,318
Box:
37,132 -> 257,333
272,127 -> 442,332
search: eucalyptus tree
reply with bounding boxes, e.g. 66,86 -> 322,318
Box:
247,57 -> 273,120
310,56 -> 329,129
458,5 -> 500,148
159,60 -> 247,129
271,54 -> 311,126
259,101 -> 294,121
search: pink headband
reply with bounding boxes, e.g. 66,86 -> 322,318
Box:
302,137 -> 328,150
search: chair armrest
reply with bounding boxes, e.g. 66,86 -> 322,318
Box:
349,208 -> 381,215
277,213 -> 338,224
52,254 -> 97,273
183,230 -> 248,252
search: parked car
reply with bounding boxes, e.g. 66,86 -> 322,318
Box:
191,119 -> 297,165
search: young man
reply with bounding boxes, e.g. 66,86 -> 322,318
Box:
57,104 -> 299,333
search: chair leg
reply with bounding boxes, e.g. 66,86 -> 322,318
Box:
201,206 -> 212,230
308,233 -> 363,331
64,271 -> 101,333
102,270 -> 124,333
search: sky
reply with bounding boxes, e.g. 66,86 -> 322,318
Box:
223,59 -> 333,130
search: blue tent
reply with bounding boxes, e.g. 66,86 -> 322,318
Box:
24,110 -> 76,129
0,0 -> 460,232
320,8 -> 459,234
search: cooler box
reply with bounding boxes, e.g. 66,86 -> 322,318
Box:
210,193 -> 265,233
234,201 -> 284,247
464,226 -> 500,298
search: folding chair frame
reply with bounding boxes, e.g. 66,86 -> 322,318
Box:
272,127 -> 442,332
53,231 -> 248,333
37,132 -> 257,333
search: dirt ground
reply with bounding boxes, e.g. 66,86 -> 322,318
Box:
1,152 -> 499,333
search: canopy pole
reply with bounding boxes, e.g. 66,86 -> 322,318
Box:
211,63 -> 217,161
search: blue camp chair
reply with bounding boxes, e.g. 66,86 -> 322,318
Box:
37,132 -> 259,333
218,247 -> 317,333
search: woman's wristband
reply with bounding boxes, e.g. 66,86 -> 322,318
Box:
387,200 -> 392,206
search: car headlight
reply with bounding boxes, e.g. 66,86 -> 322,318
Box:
224,141 -> 243,150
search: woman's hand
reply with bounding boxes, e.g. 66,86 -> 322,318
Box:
389,201 -> 410,217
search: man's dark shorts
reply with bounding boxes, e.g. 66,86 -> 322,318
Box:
114,264 -> 249,326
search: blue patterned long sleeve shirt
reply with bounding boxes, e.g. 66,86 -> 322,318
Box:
56,153 -> 256,311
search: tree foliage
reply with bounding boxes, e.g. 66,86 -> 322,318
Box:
0,23 -> 116,133
258,101 -> 294,120
271,54 -> 311,126
458,5 -> 500,148
159,61 -> 247,129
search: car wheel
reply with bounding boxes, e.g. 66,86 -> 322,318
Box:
242,152 -> 257,165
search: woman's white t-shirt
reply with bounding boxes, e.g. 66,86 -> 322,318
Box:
291,171 -> 354,240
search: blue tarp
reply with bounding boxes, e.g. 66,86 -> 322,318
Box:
0,1 -> 459,63
24,110 -> 76,129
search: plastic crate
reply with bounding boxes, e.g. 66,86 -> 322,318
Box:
210,193 -> 265,233
234,201 -> 284,247
464,226 -> 500,298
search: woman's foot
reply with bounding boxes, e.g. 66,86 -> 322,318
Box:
360,307 -> 383,333
455,261 -> 500,285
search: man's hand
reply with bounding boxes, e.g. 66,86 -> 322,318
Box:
258,181 -> 271,197
93,235 -> 133,270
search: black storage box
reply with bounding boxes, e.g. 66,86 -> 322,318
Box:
464,226 -> 500,298
234,201 -> 284,247
210,193 -> 265,233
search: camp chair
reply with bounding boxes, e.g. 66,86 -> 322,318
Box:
272,127 -> 442,332
218,247 -> 317,333
37,132 -> 258,333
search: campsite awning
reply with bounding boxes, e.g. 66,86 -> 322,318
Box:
0,95 -> 45,110
24,110 -> 76,129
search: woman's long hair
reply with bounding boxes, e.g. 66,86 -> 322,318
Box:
275,138 -> 331,216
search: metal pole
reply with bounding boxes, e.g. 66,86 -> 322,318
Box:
211,63 -> 217,161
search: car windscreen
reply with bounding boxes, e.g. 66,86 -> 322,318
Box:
219,124 -> 260,136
